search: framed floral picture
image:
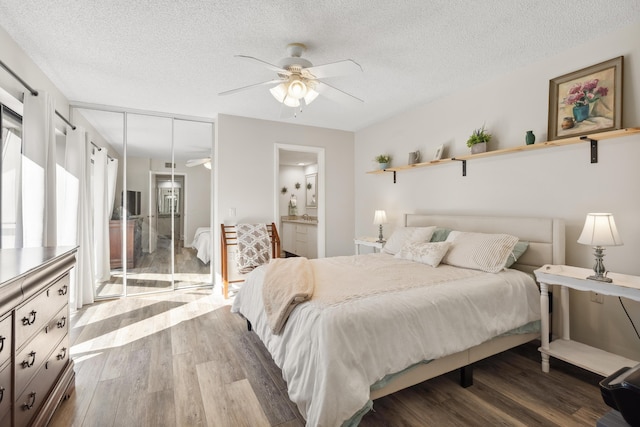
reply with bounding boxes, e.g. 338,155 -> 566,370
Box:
548,56 -> 623,140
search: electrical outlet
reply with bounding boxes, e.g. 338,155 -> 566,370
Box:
590,291 -> 604,304
228,208 -> 236,217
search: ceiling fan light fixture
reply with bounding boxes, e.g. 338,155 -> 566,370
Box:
269,83 -> 287,103
304,88 -> 319,105
283,96 -> 300,108
270,82 -> 300,107
287,76 -> 308,99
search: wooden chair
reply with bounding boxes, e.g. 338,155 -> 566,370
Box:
220,222 -> 280,298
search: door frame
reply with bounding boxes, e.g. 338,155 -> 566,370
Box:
274,143 -> 325,258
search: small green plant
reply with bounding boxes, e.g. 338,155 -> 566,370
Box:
466,125 -> 492,148
375,154 -> 391,163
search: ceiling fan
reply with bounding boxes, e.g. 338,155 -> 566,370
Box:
186,158 -> 211,169
219,43 -> 363,114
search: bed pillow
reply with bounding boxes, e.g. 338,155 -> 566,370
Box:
504,241 -> 530,268
442,231 -> 519,273
394,241 -> 451,267
382,226 -> 436,255
430,227 -> 452,242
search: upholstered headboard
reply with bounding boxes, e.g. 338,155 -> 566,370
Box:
405,214 -> 565,274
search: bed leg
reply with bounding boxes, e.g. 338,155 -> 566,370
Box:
460,365 -> 473,388
246,320 -> 252,331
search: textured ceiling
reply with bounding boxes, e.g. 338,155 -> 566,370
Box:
1,1 -> 639,134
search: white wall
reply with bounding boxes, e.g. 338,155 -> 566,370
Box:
355,21 -> 640,360
216,114 -> 355,261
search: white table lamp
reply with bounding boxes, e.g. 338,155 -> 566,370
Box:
373,210 -> 387,243
577,213 -> 623,282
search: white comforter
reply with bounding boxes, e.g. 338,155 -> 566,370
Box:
190,227 -> 211,264
231,253 -> 540,427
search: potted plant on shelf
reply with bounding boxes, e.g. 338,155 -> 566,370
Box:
466,125 -> 492,154
375,154 -> 391,170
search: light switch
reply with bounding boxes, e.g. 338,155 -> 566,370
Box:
229,208 -> 236,217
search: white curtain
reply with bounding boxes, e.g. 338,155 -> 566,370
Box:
60,126 -> 97,309
93,147 -> 118,282
20,90 -> 57,247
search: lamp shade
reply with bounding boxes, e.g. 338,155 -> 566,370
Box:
577,213 -> 623,246
373,210 -> 387,225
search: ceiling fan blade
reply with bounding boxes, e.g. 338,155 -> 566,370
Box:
304,59 -> 362,79
218,78 -> 284,96
235,55 -> 291,75
186,158 -> 210,167
315,80 -> 364,104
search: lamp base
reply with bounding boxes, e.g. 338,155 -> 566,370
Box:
586,274 -> 613,283
377,224 -> 384,243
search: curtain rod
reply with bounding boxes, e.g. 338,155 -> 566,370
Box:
0,58 -> 77,130
89,140 -> 115,161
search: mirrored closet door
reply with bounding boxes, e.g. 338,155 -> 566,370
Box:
73,106 -> 213,298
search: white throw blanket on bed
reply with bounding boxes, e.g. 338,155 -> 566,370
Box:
231,253 -> 541,427
235,223 -> 271,273
263,257 -> 314,334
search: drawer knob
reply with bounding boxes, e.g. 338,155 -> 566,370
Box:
22,310 -> 37,326
0,386 -> 4,403
22,392 -> 36,410
58,285 -> 68,296
0,336 -> 4,352
21,351 -> 36,368
57,347 -> 67,360
57,316 -> 67,328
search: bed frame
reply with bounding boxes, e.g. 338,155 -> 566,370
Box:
220,222 -> 280,299
369,213 -> 565,399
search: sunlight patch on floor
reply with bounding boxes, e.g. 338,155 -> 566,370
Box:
71,292 -> 230,354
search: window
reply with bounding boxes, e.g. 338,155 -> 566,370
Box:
1,104 -> 23,248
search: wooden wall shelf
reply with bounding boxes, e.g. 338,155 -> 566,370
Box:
367,127 -> 640,181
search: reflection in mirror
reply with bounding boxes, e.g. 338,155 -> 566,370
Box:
126,113 -> 173,295
174,119 -> 213,289
306,173 -> 317,208
73,107 -> 213,298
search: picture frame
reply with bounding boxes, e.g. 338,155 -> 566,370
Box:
432,144 -> 444,161
548,56 -> 623,140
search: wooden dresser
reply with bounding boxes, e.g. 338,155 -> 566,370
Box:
0,247 -> 76,427
109,219 -> 142,269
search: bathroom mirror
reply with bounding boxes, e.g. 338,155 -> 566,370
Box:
305,173 -> 317,208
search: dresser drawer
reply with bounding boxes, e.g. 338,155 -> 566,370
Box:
15,274 -> 69,349
0,314 -> 11,366
15,306 -> 69,396
0,362 -> 11,421
15,334 -> 70,427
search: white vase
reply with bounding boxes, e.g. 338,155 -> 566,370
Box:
471,142 -> 487,154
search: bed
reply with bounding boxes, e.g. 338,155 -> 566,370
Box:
230,214 -> 565,426
190,227 -> 212,264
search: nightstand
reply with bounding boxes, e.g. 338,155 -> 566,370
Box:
534,264 -> 640,376
354,237 -> 384,255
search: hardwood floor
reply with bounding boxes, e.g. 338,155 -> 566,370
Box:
49,289 -> 610,426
